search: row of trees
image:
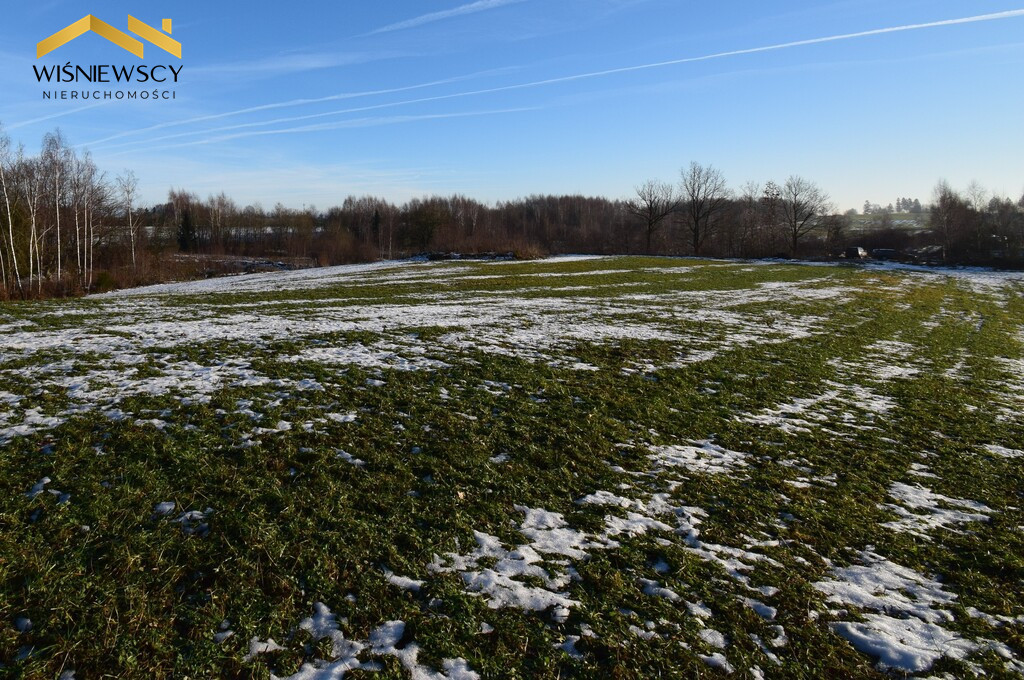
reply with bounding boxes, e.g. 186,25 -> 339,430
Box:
144,191 -> 633,263
3,124 -> 1023,299
145,170 -> 834,266
628,170 -> 1024,263
148,169 -> 1024,268
0,126 -> 143,297
132,167 -> 839,269
626,164 -> 835,258
928,181 -> 1024,262
863,197 -> 923,215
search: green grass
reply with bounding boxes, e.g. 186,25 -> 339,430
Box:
0,257 -> 1021,678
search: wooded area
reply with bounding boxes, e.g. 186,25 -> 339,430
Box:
2,126 -> 1023,299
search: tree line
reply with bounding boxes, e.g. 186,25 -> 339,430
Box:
863,198 -> 923,215
149,169 -> 836,267
2,125 -> 1023,299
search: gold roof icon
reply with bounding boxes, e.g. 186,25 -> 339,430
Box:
37,15 -> 181,59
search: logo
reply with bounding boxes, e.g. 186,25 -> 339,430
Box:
33,15 -> 184,102
37,15 -> 181,59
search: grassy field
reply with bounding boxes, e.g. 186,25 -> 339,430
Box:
0,256 -> 1022,679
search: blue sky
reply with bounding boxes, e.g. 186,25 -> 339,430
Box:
1,0 -> 1022,211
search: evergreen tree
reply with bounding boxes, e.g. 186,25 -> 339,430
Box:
177,209 -> 196,252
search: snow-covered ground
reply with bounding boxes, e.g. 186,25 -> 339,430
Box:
3,256 -> 1023,678
0,258 -> 855,444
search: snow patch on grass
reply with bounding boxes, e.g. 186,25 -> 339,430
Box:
880,482 -> 992,538
247,604 -> 480,680
814,551 -> 1017,673
983,444 -> 1023,459
648,440 -> 749,475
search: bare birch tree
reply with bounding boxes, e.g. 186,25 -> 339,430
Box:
0,127 -> 23,293
117,170 -> 140,271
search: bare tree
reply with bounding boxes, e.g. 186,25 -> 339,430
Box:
966,180 -> 988,212
930,180 -> 968,262
69,153 -> 87,282
116,170 -> 140,271
679,162 -> 729,255
79,153 -> 100,290
732,181 -> 763,257
821,213 -> 849,254
780,175 -> 831,256
761,180 -> 783,254
0,127 -> 23,293
42,131 -> 70,283
19,152 -> 44,293
626,180 -> 677,253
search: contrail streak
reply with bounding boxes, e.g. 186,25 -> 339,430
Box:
364,0 -> 526,36
94,9 -> 1024,152
8,103 -> 108,129
103,108 -> 534,157
352,8 -> 1024,100
80,73 -> 490,147
94,97 -> 524,151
